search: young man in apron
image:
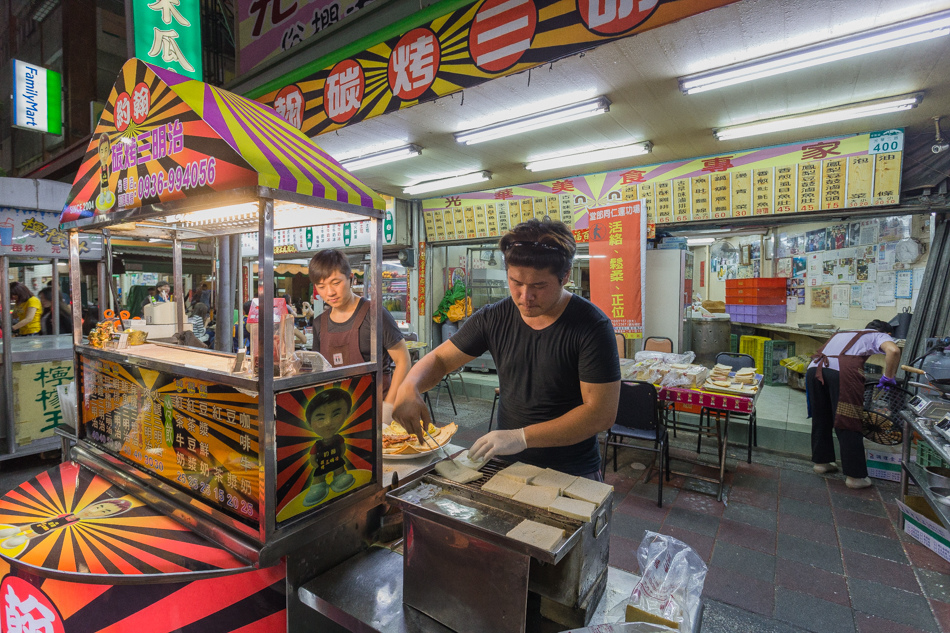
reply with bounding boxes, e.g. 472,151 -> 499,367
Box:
806,320 -> 901,489
309,250 -> 411,426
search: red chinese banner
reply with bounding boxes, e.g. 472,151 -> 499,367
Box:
418,241 -> 427,317
589,201 -> 645,336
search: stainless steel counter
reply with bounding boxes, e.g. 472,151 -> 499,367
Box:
298,546 -> 703,633
0,334 -> 74,363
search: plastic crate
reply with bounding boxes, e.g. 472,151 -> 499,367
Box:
917,441 -> 949,470
730,334 -> 739,353
726,278 -> 787,289
726,305 -> 787,324
725,293 -> 786,306
739,335 -> 771,373
764,340 -> 796,386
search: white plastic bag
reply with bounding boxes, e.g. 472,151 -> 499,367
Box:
626,531 -> 707,633
56,382 -> 77,430
634,351 -> 696,366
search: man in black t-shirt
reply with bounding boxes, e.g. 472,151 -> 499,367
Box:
393,219 -> 620,478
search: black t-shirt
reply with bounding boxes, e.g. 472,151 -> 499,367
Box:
312,299 -> 403,372
450,295 -> 620,475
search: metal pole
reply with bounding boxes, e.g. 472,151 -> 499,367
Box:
216,235 -> 231,351
103,230 -> 121,319
258,198 -> 276,543
97,261 -> 108,317
51,257 -> 60,335
173,237 -> 184,334
237,258 -> 245,349
1,256 -> 15,454
370,213 -> 383,487
68,233 -> 83,341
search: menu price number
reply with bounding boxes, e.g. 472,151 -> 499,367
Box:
775,206 -> 793,214
176,472 -> 256,517
137,157 -> 217,200
799,204 -> 816,212
869,129 -> 903,155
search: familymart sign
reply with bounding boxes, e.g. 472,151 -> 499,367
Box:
12,60 -> 62,135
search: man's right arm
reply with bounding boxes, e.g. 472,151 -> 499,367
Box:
393,340 -> 475,442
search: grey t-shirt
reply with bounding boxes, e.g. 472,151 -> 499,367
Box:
312,298 -> 403,372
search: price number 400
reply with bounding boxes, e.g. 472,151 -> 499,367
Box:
871,140 -> 901,153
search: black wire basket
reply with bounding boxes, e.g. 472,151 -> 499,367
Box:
862,382 -> 911,445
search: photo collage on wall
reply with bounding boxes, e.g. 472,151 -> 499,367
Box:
775,215 -> 928,319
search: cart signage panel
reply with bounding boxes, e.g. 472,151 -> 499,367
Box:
12,59 -> 62,134
79,355 -> 262,526
0,209 -> 101,258
274,375 -> 376,523
61,58 -> 384,225
589,200 -> 645,336
253,0 -> 738,135
420,130 -> 903,242
13,360 -> 74,446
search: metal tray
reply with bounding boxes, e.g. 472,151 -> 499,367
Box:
386,474 -> 586,565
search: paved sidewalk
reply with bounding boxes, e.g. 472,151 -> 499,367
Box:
437,391 -> 950,633
3,390 -> 946,633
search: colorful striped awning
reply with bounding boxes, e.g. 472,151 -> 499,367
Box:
61,58 -> 383,225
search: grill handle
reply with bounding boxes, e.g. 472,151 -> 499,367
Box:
903,365 -> 926,375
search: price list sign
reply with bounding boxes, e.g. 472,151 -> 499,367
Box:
79,355 -> 261,525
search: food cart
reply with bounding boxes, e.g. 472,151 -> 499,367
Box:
0,59 -> 389,631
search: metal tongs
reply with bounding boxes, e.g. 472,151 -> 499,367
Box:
421,425 -> 452,461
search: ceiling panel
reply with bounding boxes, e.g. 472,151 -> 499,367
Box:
313,0 -> 950,197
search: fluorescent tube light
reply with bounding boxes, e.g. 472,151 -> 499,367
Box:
404,171 -> 491,196
339,144 -> 422,171
525,142 -> 652,172
575,254 -> 607,259
687,237 -> 716,246
680,10 -> 950,94
455,97 -> 611,145
714,94 -> 921,141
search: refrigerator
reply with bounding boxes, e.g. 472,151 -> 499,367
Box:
642,249 -> 693,353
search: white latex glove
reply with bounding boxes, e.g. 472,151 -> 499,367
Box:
469,428 -> 527,462
382,401 -> 394,427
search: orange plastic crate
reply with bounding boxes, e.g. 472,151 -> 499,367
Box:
725,278 -> 787,289
725,294 -> 785,305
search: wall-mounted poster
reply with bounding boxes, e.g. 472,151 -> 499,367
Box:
806,229 -> 827,253
275,375 -> 376,522
811,286 -> 831,308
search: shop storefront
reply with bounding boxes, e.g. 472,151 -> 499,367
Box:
0,180 -> 103,462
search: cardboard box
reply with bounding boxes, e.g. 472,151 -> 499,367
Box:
898,496 -> 950,564
866,448 -> 903,482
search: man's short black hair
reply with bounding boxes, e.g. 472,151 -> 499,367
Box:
309,250 -> 352,285
498,218 -> 576,280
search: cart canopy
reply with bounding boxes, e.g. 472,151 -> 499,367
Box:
61,58 -> 384,225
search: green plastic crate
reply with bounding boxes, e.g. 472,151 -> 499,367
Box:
917,441 -> 949,469
764,340 -> 796,386
730,334 -> 739,354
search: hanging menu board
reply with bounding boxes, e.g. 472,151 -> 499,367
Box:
420,130 -> 905,243
732,171 -> 752,217
691,175 -> 710,221
754,168 -> 773,216
711,173 -> 730,219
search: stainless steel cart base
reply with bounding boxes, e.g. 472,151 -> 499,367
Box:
297,546 -> 703,633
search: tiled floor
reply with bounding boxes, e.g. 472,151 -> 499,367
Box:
3,387 -> 946,633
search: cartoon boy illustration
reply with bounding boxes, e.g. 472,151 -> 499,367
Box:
303,388 -> 356,506
0,498 -> 132,551
95,133 -> 116,213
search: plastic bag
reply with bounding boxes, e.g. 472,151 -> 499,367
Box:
634,351 -> 696,366
659,369 -> 691,389
780,354 -> 811,374
562,624 -> 676,633
626,531 -> 707,633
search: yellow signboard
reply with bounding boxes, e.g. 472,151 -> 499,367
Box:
420,130 -> 904,243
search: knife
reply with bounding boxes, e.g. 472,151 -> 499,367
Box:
422,425 -> 452,461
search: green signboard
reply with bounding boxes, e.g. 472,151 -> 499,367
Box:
133,0 -> 203,80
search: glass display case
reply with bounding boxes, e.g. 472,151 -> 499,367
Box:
381,262 -> 408,323
465,247 -> 508,372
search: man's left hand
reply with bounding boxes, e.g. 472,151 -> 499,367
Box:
470,429 -> 526,462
